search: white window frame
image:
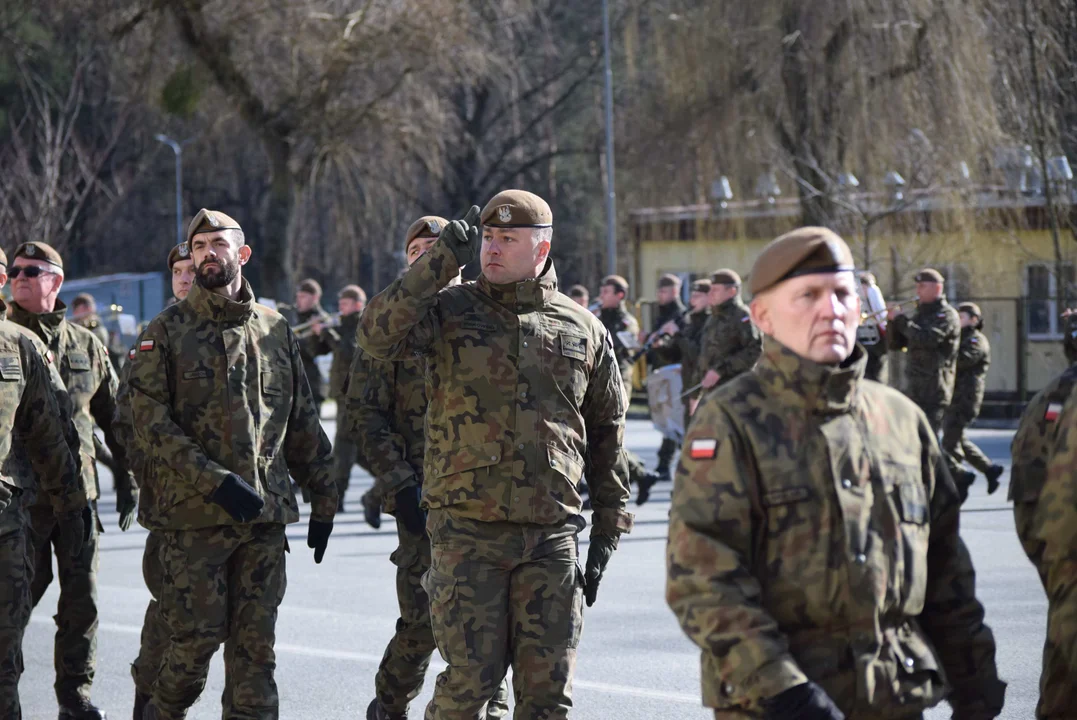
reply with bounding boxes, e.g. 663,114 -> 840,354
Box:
1026,262 -> 1074,340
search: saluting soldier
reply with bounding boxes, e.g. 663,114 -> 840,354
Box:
358,191 -> 633,720
668,227 -> 1005,720
125,210 -> 338,719
8,241 -> 136,720
941,302 -> 1004,499
0,247 -> 89,719
666,278 -> 711,430
350,215 -> 510,720
1010,311 -> 1077,719
293,278 -> 334,411
691,269 -> 762,410
646,273 -> 687,482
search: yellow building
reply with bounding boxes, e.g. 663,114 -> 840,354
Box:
628,188 -> 1076,402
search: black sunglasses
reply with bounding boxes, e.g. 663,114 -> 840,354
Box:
9,266 -> 59,279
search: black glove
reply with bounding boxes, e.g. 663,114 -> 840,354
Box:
117,481 -> 138,532
583,534 -> 617,607
763,681 -> 845,720
210,474 -> 265,523
0,483 -> 11,515
307,519 -> 333,564
394,485 -> 426,536
59,505 -> 93,558
439,205 -> 481,267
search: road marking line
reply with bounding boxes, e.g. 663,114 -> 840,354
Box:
28,617 -> 701,705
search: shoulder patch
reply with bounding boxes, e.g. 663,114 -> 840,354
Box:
0,355 -> 21,382
741,316 -> 750,323
139,339 -> 155,352
560,333 -> 587,361
128,347 -> 137,361
1046,402 -> 1063,422
689,438 -> 718,459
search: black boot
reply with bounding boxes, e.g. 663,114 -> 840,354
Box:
654,437 -> 677,482
636,471 -> 660,506
58,698 -> 107,720
361,490 -> 382,530
132,691 -> 149,720
985,464 -> 1004,495
367,699 -> 407,720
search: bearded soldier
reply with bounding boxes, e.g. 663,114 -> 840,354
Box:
125,210 -> 337,719
358,191 -> 632,719
668,227 -> 1004,720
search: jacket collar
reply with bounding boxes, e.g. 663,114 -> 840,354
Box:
8,299 -> 68,345
754,336 -> 866,416
186,278 -> 256,325
477,258 -> 559,314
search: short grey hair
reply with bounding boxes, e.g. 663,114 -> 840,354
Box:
533,227 -> 553,244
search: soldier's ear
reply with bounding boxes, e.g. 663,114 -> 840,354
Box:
237,244 -> 252,265
749,297 -> 771,336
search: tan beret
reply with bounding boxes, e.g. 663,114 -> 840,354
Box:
405,215 -> 449,252
167,242 -> 192,270
480,189 -> 552,228
691,279 -> 712,294
297,279 -> 322,296
13,241 -> 63,269
658,273 -> 681,289
567,284 -> 589,298
0,247 -> 7,269
601,274 -> 629,295
915,268 -> 944,284
338,284 -> 366,303
186,208 -> 242,245
749,227 -> 855,295
710,269 -> 742,286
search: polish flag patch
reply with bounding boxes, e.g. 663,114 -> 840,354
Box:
128,348 -> 136,360
1045,402 -> 1063,422
139,339 -> 155,352
689,438 -> 719,459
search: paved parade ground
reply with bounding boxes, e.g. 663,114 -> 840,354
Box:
22,421 -> 1040,719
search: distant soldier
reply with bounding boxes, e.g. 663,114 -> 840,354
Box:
645,273 -> 687,482
690,269 -> 762,410
941,302 -> 1004,498
666,279 -> 711,430
596,274 -> 662,504
1011,311 -> 1077,719
125,209 -> 337,718
0,247 -> 89,719
350,215 -> 510,720
668,227 -> 1005,720
168,242 -> 195,303
315,284 -> 367,512
70,293 -> 110,350
358,192 -> 633,719
8,241 -> 135,720
294,278 -> 334,409
856,271 -> 890,383
567,284 -> 589,308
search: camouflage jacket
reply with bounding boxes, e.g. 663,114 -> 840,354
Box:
75,313 -> 110,350
358,240 -> 633,538
1009,364 -> 1077,507
598,303 -> 640,377
295,304 -> 334,400
646,299 -> 686,369
888,298 -> 960,410
9,300 -> 132,503
323,311 -> 361,400
345,345 -> 426,512
697,296 -> 762,389
667,338 -> 1004,718
673,309 -> 709,392
951,327 -> 990,420
125,279 -> 337,531
0,317 -> 85,533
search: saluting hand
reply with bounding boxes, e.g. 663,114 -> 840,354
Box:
440,205 -> 482,267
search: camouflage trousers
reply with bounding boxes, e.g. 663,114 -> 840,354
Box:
940,412 -> 992,474
330,397 -> 360,502
423,510 -> 585,720
376,515 -> 510,717
29,500 -> 101,706
131,531 -> 167,695
0,503 -> 32,719
145,523 -> 287,720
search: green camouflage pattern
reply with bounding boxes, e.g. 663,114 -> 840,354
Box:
144,523 -> 287,719
295,303 -> 334,406
357,239 -> 632,537
695,296 -> 762,391
74,313 -> 110,352
667,338 -> 1004,718
598,303 -> 640,400
124,278 -> 337,531
0,523 -> 32,719
9,299 -> 133,504
325,311 -> 360,400
130,530 -> 167,695
422,510 -> 584,719
673,309 -> 708,394
941,327 -> 993,475
888,298 -> 960,416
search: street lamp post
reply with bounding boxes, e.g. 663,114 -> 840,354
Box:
154,134 -> 192,247
602,0 -> 617,276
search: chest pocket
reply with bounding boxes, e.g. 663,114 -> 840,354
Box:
63,350 -> 95,399
556,332 -> 589,405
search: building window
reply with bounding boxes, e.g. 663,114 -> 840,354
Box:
1027,263 -> 1075,338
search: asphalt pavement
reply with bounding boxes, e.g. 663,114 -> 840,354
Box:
21,423 -> 1041,719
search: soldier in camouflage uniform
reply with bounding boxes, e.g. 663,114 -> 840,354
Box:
646,274 -> 687,481
358,191 -> 633,720
596,275 -> 662,504
665,279 -> 711,431
1011,312 -> 1077,719
125,210 -> 338,719
0,245 -> 90,719
668,227 -> 1004,720
941,303 -> 1003,499
293,278 -> 334,410
8,241 -> 136,720
122,242 -> 194,718
691,269 -> 762,410
70,294 -> 110,352
350,216 -> 510,720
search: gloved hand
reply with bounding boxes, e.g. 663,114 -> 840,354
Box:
307,519 -> 333,564
583,534 -> 617,607
0,483 -> 11,515
117,482 -> 138,532
439,205 -> 481,267
763,681 -> 845,720
59,505 -> 93,558
394,485 -> 426,536
210,474 -> 265,523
